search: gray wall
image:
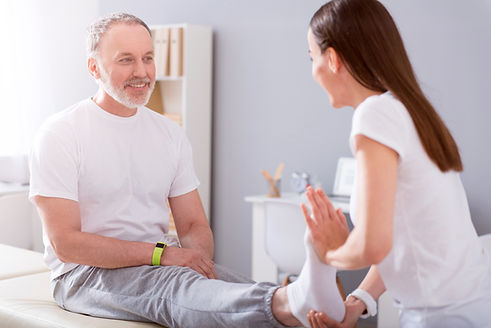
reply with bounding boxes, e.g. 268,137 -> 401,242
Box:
95,0 -> 491,281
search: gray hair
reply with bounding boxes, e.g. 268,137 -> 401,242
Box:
86,12 -> 151,58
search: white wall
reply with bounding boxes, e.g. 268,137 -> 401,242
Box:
0,0 -> 99,156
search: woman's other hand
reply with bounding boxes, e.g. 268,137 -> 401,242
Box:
307,295 -> 366,328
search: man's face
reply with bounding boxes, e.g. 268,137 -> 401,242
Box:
95,23 -> 156,109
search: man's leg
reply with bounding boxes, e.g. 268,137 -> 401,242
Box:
214,263 -> 255,284
52,264 -> 287,328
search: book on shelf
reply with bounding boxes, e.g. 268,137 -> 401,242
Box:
169,27 -> 183,76
146,82 -> 164,113
151,27 -> 170,77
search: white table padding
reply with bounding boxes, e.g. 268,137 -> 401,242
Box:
0,244 -> 48,280
0,271 -> 162,328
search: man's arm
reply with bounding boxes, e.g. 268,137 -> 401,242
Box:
35,190 -> 217,278
34,196 -> 155,268
168,189 -> 214,259
164,189 -> 217,278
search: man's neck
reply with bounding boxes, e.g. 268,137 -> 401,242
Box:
92,88 -> 137,117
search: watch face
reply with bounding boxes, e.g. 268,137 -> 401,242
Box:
291,172 -> 310,194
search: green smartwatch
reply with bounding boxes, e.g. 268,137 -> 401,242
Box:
152,242 -> 167,266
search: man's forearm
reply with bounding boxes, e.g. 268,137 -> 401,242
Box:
178,222 -> 214,260
50,230 -> 155,268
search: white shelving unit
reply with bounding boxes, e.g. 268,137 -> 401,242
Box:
148,24 -> 213,220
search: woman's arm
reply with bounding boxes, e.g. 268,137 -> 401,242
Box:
304,134 -> 398,269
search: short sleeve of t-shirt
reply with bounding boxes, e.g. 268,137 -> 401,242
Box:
168,129 -> 200,198
29,123 -> 79,202
349,94 -> 408,159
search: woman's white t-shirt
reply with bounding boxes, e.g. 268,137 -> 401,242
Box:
349,92 -> 490,308
29,99 -> 199,279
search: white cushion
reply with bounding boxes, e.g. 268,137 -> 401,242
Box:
0,244 -> 48,280
0,272 -> 162,328
0,192 -> 34,250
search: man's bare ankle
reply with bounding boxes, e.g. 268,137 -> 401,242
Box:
271,287 -> 302,327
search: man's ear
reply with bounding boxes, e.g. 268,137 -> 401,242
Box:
88,57 -> 101,79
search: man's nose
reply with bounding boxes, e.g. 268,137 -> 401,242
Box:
133,59 -> 146,77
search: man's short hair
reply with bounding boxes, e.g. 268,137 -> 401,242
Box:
86,12 -> 151,59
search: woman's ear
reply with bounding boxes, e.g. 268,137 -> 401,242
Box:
87,57 -> 101,79
326,47 -> 341,73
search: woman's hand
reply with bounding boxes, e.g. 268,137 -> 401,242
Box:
307,296 -> 366,328
301,187 -> 350,264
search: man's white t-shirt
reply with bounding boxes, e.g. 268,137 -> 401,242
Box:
349,92 -> 490,308
29,98 -> 199,279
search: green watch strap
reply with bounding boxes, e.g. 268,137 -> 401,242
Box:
152,242 -> 167,266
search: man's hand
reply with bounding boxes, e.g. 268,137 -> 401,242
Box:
301,187 -> 350,264
161,246 -> 217,279
307,296 -> 366,328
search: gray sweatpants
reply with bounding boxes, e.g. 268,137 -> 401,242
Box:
51,264 -> 287,328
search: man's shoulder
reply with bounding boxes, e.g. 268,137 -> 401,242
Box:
141,106 -> 184,134
39,98 -> 94,137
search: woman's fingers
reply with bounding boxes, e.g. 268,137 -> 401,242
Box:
305,188 -> 322,223
301,203 -> 317,232
314,312 -> 330,328
317,188 -> 337,221
306,187 -> 331,225
305,187 -> 320,209
336,208 -> 348,228
308,310 -> 321,328
312,187 -> 329,215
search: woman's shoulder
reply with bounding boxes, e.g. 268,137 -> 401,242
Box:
358,92 -> 404,113
355,92 -> 411,126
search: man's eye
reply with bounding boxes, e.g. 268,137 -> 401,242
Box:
144,56 -> 154,62
120,58 -> 133,63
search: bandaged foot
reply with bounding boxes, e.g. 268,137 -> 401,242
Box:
286,229 -> 345,327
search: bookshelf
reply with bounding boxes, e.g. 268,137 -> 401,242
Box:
147,24 -> 213,220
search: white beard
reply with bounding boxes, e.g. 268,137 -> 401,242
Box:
98,64 -> 155,109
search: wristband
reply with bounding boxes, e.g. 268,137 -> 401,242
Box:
152,242 -> 167,266
348,288 -> 377,319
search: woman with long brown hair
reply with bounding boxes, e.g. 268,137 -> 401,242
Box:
299,0 -> 491,326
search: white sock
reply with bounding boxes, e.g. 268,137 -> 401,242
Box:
286,229 -> 346,327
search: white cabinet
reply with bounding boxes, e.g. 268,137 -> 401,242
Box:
148,24 -> 213,219
245,193 -> 350,283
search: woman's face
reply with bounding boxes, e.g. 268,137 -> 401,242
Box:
307,28 -> 341,108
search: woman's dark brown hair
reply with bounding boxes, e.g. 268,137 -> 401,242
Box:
310,0 -> 462,172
